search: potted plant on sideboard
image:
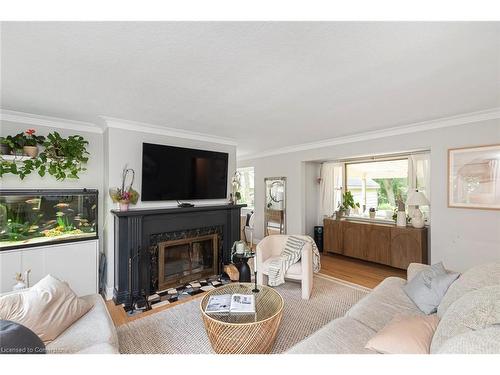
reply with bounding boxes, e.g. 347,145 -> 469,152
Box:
338,191 -> 360,217
369,207 -> 376,219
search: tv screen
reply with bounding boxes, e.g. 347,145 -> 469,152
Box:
141,143 -> 229,201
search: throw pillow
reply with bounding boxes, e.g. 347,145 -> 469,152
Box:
0,275 -> 91,343
0,320 -> 46,354
430,285 -> 500,353
437,263 -> 500,318
404,262 -> 460,314
365,314 -> 440,354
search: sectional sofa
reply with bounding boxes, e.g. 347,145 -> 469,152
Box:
288,262 -> 500,354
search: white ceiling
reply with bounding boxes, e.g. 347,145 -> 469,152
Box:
1,22 -> 499,157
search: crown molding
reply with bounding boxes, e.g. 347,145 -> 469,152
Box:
237,107 -> 500,161
101,116 -> 238,146
0,109 -> 104,134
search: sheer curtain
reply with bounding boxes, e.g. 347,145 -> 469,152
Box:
408,153 -> 431,221
319,162 -> 343,218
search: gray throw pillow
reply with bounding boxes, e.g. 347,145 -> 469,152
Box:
0,320 -> 46,354
404,262 -> 460,315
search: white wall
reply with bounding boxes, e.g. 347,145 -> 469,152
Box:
304,161 -> 321,237
238,119 -> 500,272
102,126 -> 236,297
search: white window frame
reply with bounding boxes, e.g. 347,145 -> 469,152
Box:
236,166 -> 255,209
338,151 -> 431,224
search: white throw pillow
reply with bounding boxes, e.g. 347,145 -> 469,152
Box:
430,285 -> 500,353
0,275 -> 91,343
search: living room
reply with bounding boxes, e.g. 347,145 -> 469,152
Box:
1,1 -> 500,373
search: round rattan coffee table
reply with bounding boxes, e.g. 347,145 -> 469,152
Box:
200,283 -> 284,354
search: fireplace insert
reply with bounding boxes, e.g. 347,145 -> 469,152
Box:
157,233 -> 219,290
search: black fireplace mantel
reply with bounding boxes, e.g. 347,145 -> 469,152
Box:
111,204 -> 246,305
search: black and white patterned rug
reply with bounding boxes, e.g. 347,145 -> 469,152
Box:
123,276 -> 232,316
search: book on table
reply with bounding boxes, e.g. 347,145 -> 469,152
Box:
205,294 -> 256,314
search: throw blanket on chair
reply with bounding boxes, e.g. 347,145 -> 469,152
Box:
267,235 -> 321,287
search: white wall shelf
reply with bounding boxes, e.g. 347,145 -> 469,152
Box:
0,154 -> 32,162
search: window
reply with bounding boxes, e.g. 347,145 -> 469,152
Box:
237,167 -> 255,208
346,159 -> 409,219
339,152 -> 430,222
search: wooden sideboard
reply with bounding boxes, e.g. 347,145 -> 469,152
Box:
323,218 -> 428,270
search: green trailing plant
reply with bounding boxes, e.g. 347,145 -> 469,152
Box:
2,133 -> 25,153
0,131 -> 90,180
40,132 -> 89,180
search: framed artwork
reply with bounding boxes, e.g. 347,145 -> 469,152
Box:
448,144 -> 500,210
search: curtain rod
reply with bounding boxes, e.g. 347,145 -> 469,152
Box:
322,149 -> 430,164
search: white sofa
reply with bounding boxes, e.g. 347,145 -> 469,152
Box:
46,294 -> 119,354
1,289 -> 119,354
256,234 -> 314,299
287,262 -> 500,354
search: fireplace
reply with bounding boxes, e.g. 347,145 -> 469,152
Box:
149,225 -> 224,292
111,204 -> 245,305
157,234 -> 218,290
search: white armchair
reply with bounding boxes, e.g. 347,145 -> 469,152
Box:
256,235 -> 314,299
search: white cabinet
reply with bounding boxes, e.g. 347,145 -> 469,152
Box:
0,239 -> 98,296
0,250 -> 22,293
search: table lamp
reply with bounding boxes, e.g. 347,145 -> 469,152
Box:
407,190 -> 429,229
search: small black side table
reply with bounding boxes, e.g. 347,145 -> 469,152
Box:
232,252 -> 255,282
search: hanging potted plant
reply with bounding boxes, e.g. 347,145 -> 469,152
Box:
22,129 -> 45,158
109,167 -> 140,211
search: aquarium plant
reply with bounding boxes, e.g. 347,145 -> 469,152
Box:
0,191 -> 98,249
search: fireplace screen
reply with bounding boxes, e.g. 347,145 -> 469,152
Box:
157,234 -> 218,290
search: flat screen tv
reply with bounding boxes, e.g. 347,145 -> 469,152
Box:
141,143 -> 229,201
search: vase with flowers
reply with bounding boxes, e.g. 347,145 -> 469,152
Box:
109,167 -> 140,211
21,129 -> 45,158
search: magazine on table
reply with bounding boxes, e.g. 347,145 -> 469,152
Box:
205,294 -> 256,314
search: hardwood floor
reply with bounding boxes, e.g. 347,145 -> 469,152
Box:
105,252 -> 407,326
319,253 -> 406,289
105,292 -> 204,327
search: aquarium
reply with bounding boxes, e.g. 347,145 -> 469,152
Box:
0,189 -> 98,250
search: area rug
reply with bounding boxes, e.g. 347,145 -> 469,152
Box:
117,274 -> 370,354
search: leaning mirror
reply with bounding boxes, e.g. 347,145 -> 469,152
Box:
264,177 -> 286,236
